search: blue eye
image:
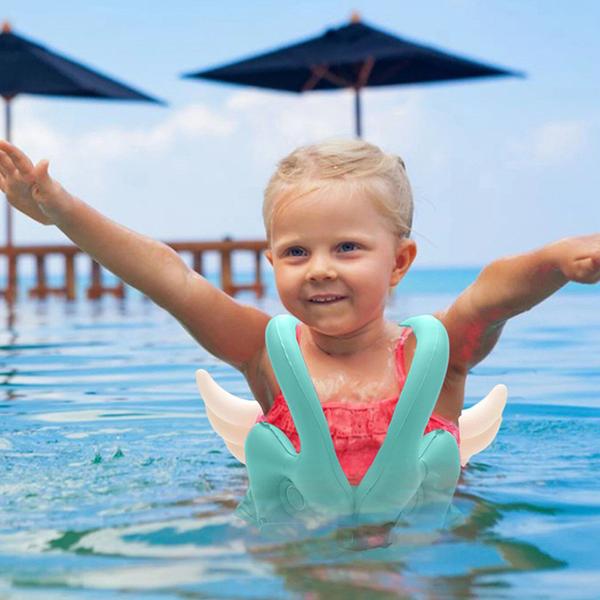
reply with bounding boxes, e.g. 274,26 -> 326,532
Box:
338,242 -> 359,252
284,246 -> 307,257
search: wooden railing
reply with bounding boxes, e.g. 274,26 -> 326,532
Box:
0,239 -> 268,301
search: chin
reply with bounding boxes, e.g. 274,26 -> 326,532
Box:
303,314 -> 358,337
283,301 -> 370,336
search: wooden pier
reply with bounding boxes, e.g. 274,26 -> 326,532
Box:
0,239 -> 268,302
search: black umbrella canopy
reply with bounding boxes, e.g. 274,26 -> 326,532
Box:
184,13 -> 523,137
0,22 -> 163,250
0,23 -> 162,102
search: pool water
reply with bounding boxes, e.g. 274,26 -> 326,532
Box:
0,272 -> 599,599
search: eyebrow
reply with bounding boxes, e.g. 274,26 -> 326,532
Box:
272,237 -> 302,252
273,233 -> 375,251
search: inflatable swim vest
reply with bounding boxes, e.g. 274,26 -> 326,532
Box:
197,315 -> 507,531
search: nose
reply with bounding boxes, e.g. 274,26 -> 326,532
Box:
306,254 -> 337,282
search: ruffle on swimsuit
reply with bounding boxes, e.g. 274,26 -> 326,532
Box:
258,326 -> 460,486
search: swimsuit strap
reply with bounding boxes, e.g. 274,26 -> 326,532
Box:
384,315 -> 449,443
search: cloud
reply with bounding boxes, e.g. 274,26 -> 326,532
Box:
14,100 -> 235,161
226,90 -> 273,111
11,103 -> 66,161
4,89 -> 482,266
532,120 -> 589,164
519,119 -> 590,167
13,87 -> 430,175
69,104 -> 236,161
220,87 -> 433,173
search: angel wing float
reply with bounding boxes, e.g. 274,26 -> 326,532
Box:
196,369 -> 507,468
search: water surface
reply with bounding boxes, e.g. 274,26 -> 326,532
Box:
0,271 -> 599,599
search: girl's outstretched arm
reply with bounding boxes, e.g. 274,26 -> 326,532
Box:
437,235 -> 600,410
0,140 -> 270,371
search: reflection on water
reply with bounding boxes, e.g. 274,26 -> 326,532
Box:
0,285 -> 599,598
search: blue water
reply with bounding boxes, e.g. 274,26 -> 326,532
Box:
0,269 -> 599,599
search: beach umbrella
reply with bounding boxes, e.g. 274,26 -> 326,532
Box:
183,13 -> 522,138
0,22 -> 163,248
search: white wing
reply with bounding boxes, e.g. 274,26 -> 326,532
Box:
196,369 -> 507,466
458,384 -> 507,466
195,369 -> 262,463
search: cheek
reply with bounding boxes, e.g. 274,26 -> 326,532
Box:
348,262 -> 394,303
273,270 -> 288,296
273,266 -> 300,297
347,257 -> 394,285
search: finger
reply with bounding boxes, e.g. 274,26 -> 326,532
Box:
0,142 -> 34,174
590,253 -> 600,283
572,257 -> 600,283
32,160 -> 52,195
0,171 -> 6,192
0,141 -> 19,169
34,159 -> 50,181
575,257 -> 593,278
0,150 -> 17,177
31,161 -> 53,202
582,270 -> 600,285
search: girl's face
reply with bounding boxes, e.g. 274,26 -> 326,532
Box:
265,185 -> 416,337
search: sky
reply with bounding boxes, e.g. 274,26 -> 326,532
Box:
2,0 -> 599,267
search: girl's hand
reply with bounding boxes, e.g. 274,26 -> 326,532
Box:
556,235 -> 600,284
0,140 -> 71,226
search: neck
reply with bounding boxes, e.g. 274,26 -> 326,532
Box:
304,316 -> 392,357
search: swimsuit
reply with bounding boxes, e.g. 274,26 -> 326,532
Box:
258,326 -> 460,486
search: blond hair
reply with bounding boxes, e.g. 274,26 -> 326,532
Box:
263,139 -> 413,241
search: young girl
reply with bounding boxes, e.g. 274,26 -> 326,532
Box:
0,138 -> 598,489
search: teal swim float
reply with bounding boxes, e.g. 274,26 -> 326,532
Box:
197,315 -> 507,532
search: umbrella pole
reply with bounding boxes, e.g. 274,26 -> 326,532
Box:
4,97 -> 12,248
2,96 -> 17,303
354,88 -> 362,138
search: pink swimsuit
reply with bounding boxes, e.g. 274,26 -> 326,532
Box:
258,326 -> 460,486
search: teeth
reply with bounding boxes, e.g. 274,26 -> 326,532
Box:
310,296 -> 343,303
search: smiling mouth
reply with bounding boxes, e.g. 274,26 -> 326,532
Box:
308,295 -> 347,304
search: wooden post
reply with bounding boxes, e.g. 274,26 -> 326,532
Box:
193,251 -> 203,275
220,248 -> 233,296
88,260 -> 102,299
29,249 -> 77,299
65,253 -> 76,300
29,254 -> 47,298
6,250 -> 17,302
254,250 -> 264,298
87,259 -> 124,299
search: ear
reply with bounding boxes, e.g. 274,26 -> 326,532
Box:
390,239 -> 417,287
264,248 -> 274,266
